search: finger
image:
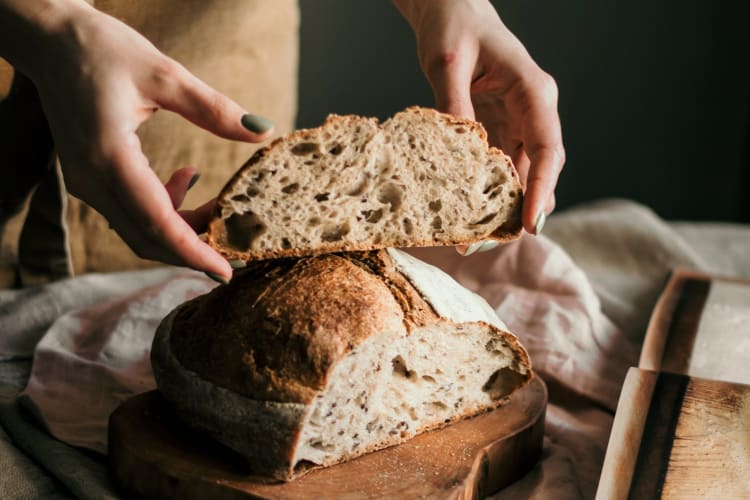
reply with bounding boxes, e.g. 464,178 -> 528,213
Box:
179,198 -> 216,234
424,45 -> 477,120
153,59 -> 274,143
164,166 -> 199,209
523,145 -> 564,234
107,140 -> 232,279
509,76 -> 565,234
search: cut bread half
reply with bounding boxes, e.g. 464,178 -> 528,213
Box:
207,107 -> 523,261
151,248 -> 532,481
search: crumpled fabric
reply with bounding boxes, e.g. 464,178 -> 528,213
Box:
18,271 -> 215,453
4,199 -> 750,499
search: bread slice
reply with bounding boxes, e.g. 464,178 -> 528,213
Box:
151,248 -> 532,481
207,107 -> 523,261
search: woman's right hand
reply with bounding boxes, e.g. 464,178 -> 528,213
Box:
0,0 -> 274,282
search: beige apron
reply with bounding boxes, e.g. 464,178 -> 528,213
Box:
0,0 -> 299,287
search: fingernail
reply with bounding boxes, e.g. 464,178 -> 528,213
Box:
198,233 -> 208,242
205,271 -> 230,285
241,113 -> 274,134
534,210 -> 547,235
459,242 -> 484,256
228,259 -> 246,269
187,173 -> 200,191
476,240 -> 499,253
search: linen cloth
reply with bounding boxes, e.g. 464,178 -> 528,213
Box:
1,199 -> 749,499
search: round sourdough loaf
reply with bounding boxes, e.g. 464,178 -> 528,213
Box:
151,248 -> 532,481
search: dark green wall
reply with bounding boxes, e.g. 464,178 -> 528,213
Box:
298,1 -> 750,222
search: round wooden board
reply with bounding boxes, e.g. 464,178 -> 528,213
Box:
109,377 -> 546,499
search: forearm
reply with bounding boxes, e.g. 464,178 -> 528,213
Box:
0,0 -> 88,78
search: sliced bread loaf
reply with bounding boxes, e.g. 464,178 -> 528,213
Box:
207,107 -> 523,261
151,248 -> 531,481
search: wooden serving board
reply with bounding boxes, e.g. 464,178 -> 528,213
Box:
109,377 -> 546,499
640,267 -> 750,385
596,368 -> 750,499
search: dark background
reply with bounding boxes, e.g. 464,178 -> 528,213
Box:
297,1 -> 750,223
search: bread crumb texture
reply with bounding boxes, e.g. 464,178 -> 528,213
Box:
207,107 -> 523,261
152,249 -> 531,480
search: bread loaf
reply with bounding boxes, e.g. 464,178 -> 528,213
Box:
151,248 -> 532,481
207,107 -> 523,262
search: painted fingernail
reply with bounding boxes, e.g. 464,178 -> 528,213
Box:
228,259 -> 246,269
241,113 -> 274,134
187,173 -> 200,190
205,271 -> 230,285
476,240 -> 499,253
534,210 -> 547,235
460,242 -> 484,256
198,233 -> 208,242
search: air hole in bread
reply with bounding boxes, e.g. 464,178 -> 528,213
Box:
376,183 -> 403,212
482,367 -> 527,400
403,218 -> 414,235
455,126 -> 467,134
431,216 -> 443,231
329,144 -> 343,155
310,440 -> 335,452
391,355 -> 416,380
422,375 -> 436,383
470,213 -> 498,226
308,216 -> 320,227
428,200 -> 442,212
281,238 -> 292,249
361,208 -> 383,224
314,193 -> 330,202
429,401 -> 449,411
282,183 -> 300,194
321,223 -> 350,242
225,211 -> 266,250
346,175 -> 369,197
291,142 -> 320,156
246,186 -> 260,197
231,194 -> 250,203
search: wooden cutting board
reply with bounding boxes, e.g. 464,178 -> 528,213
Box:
596,368 -> 750,499
640,267 -> 750,385
596,269 -> 750,498
109,377 -> 546,499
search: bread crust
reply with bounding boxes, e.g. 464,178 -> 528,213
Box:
151,249 -> 532,480
206,107 -> 523,261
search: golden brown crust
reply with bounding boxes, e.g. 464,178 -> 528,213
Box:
157,248 -> 533,480
170,252 -> 407,404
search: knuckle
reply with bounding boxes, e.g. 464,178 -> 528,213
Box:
423,49 -> 459,79
204,90 -> 231,126
536,71 -> 559,105
151,57 -> 184,90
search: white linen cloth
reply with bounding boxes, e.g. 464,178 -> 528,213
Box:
6,199 -> 750,499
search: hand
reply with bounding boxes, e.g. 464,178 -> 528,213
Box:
395,0 -> 565,235
0,0 -> 274,281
